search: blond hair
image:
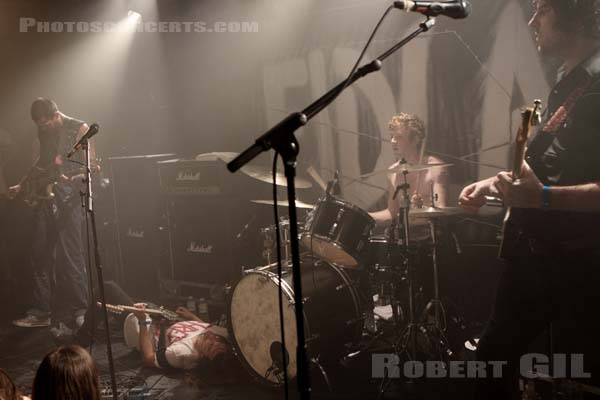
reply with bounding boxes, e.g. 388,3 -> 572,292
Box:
388,113 -> 426,144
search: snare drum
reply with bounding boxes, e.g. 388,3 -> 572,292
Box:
228,256 -> 363,386
301,197 -> 375,268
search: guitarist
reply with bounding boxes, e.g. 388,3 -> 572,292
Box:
459,0 -> 600,397
9,98 -> 98,334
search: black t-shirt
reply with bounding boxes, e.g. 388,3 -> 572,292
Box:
521,49 -> 600,241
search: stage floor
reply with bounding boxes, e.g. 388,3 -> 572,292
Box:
0,309 -> 473,400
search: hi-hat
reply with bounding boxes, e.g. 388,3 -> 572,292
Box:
251,199 -> 315,209
409,206 -> 464,219
241,165 -> 312,189
361,162 -> 453,178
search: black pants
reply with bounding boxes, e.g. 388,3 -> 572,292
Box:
475,241 -> 600,399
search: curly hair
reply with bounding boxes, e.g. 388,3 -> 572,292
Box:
388,113 -> 426,144
541,0 -> 600,38
32,345 -> 100,400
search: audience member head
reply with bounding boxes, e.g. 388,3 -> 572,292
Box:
0,368 -> 24,400
32,345 -> 100,400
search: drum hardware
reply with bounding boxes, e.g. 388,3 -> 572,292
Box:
335,281 -> 358,291
310,357 -> 334,393
374,161 -> 456,400
261,217 -> 302,264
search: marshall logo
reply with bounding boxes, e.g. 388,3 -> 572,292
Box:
187,242 -> 213,254
176,170 -> 201,181
126,228 -> 144,239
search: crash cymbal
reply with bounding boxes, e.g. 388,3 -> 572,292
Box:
241,165 -> 312,189
409,206 -> 464,218
251,199 -> 315,209
361,162 -> 453,178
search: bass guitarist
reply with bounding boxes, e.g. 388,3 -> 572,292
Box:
9,98 -> 98,335
459,0 -> 600,397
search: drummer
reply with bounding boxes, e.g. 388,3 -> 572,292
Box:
370,113 -> 449,228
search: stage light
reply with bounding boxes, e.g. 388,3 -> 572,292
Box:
127,10 -> 142,24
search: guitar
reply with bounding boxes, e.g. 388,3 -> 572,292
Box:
498,100 -> 543,260
12,165 -> 99,207
97,302 -> 183,322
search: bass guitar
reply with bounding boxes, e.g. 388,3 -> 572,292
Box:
498,99 -> 542,260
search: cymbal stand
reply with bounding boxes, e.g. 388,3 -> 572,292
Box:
422,182 -> 453,358
377,160 -> 417,400
395,160 -> 417,360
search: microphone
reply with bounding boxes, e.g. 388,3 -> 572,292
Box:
394,0 -> 471,19
67,123 -> 99,158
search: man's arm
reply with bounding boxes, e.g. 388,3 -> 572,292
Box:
137,322 -> 157,368
132,305 -> 157,368
175,307 -> 205,323
429,166 -> 449,207
370,182 -> 397,227
458,176 -> 500,211
495,162 -> 600,212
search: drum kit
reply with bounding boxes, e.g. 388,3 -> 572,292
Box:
227,159 -> 465,388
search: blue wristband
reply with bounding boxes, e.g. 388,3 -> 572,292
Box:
541,185 -> 552,209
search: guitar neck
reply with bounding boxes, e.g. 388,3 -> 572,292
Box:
97,302 -> 178,319
512,139 -> 527,180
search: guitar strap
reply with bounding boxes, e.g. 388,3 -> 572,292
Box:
155,320 -> 177,371
542,77 -> 592,133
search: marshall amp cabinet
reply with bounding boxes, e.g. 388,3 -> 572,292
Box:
158,154 -> 258,286
108,153 -> 176,298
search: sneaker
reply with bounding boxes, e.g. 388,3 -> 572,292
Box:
13,314 -> 51,328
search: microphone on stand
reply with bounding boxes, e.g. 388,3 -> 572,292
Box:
67,123 -> 100,158
394,0 -> 472,19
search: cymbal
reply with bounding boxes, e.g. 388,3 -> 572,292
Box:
241,165 -> 312,189
409,206 -> 464,219
251,199 -> 315,209
361,162 -> 453,178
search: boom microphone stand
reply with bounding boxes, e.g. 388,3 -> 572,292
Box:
227,17 -> 436,400
70,129 -> 118,400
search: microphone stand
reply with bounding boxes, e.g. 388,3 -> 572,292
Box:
227,18 -> 435,400
81,140 -> 118,400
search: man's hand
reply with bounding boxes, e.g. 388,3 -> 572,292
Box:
7,184 -> 21,199
495,161 -> 543,208
132,303 -> 149,321
458,176 -> 499,211
175,306 -> 197,321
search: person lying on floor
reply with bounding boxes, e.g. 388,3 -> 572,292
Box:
128,304 -> 231,371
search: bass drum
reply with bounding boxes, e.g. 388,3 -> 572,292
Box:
229,256 -> 363,386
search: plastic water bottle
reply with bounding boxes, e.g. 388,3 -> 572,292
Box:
197,298 -> 209,322
186,296 -> 197,315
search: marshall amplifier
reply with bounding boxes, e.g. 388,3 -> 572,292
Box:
158,156 -> 228,196
164,196 -> 235,284
159,155 -> 259,285
107,153 -> 175,298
